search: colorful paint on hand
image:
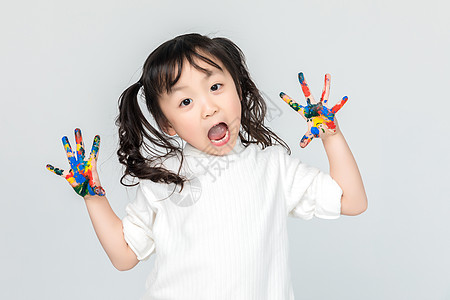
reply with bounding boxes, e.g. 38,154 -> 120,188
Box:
279,72 -> 348,148
46,128 -> 106,197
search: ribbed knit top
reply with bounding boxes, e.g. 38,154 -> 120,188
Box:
122,139 -> 342,300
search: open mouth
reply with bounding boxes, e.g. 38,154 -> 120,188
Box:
208,122 -> 230,146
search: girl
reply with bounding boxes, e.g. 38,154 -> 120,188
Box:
47,33 -> 367,299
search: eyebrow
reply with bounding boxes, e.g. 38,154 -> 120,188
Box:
170,69 -> 221,93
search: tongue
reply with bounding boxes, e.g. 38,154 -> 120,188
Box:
208,123 -> 227,140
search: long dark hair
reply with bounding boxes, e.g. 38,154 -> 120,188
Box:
115,33 -> 291,191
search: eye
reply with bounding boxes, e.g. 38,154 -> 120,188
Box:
180,98 -> 192,107
210,83 -> 222,92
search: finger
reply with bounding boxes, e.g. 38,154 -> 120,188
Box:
75,128 -> 85,162
62,136 -> 77,168
88,135 -> 101,162
331,96 -> 348,114
298,72 -> 316,105
299,131 -> 314,148
321,73 -> 331,105
279,92 -> 306,119
46,164 -> 65,176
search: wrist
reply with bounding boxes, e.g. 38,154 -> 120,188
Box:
84,194 -> 106,202
321,128 -> 344,145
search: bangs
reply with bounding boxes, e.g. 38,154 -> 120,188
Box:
152,48 -> 224,96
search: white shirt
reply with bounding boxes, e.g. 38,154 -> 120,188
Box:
122,139 -> 342,300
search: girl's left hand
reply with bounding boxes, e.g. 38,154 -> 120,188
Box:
279,72 -> 348,148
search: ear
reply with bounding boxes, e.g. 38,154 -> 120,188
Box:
162,122 -> 177,136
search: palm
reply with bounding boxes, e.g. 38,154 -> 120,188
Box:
47,128 -> 105,197
280,72 -> 348,148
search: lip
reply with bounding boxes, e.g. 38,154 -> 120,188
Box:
210,121 -> 227,128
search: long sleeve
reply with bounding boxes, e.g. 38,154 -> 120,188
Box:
122,183 -> 157,261
275,145 -> 343,220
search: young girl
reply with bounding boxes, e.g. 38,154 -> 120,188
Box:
47,33 -> 367,299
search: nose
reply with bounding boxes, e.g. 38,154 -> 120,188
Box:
202,96 -> 218,118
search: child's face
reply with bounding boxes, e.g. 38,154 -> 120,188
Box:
158,55 -> 242,156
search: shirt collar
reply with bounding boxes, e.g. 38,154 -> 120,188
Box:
179,138 -> 247,179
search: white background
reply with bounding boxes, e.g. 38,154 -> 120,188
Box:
1,0 -> 449,299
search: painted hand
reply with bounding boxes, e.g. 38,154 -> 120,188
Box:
279,72 -> 348,148
46,128 -> 106,197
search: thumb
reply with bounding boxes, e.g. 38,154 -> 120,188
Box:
300,132 -> 314,148
94,186 -> 106,196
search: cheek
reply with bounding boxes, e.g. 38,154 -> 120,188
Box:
177,115 -> 198,133
231,90 -> 242,116
234,94 -> 242,115
230,100 -> 242,126
235,103 -> 242,118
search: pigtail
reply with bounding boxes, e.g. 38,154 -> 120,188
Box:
115,81 -> 187,190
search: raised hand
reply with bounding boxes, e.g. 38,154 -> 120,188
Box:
47,128 -> 106,198
279,72 -> 348,148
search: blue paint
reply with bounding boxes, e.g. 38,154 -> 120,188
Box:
311,127 -> 319,136
298,72 -> 305,84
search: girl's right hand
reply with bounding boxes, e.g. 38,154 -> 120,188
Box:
46,128 -> 106,198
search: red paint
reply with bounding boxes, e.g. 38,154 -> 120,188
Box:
325,120 -> 336,130
320,89 -> 326,102
64,170 -> 74,180
332,97 -> 348,113
321,75 -> 330,102
87,169 -> 96,187
300,82 -> 311,98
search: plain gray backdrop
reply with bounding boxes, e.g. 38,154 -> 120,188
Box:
1,0 -> 449,299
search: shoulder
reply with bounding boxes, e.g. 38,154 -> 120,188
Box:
136,153 -> 185,203
137,176 -> 178,204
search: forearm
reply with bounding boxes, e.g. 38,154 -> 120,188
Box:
321,127 -> 368,215
83,195 -> 139,271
